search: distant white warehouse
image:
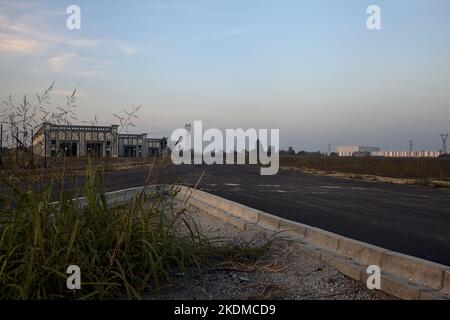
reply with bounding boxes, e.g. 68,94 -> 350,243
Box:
336,146 -> 380,157
372,150 -> 441,158
336,146 -> 441,158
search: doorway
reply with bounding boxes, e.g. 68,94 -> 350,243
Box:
86,143 -> 103,157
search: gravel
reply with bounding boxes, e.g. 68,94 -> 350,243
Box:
143,206 -> 395,300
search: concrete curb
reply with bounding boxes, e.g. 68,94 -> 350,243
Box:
175,185 -> 450,300
55,185 -> 167,208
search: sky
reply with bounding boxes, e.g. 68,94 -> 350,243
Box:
0,0 -> 449,151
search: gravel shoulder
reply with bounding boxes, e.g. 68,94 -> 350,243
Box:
143,207 -> 394,300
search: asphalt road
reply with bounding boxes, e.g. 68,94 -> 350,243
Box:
99,164 -> 450,266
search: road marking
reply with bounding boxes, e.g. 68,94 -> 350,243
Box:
259,189 -> 293,193
225,183 -> 240,186
321,186 -> 343,189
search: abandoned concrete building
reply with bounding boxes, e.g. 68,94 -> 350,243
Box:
32,123 -> 166,158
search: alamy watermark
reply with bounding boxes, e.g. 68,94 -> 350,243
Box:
170,121 -> 279,176
367,5 -> 381,30
366,265 -> 381,290
66,5 -> 81,30
66,265 -> 81,290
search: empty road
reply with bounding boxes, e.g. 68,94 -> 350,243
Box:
100,164 -> 450,266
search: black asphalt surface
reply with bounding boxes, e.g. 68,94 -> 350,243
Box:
96,164 -> 450,265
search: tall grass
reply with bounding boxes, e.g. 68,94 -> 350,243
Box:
0,158 -> 270,300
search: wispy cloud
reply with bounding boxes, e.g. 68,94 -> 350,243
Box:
117,44 -> 138,56
48,53 -> 78,72
47,52 -> 108,78
0,0 -> 38,11
0,32 -> 41,53
0,9 -> 137,53
0,2 -> 138,76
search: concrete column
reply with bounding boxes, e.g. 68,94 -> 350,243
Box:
111,125 -> 119,158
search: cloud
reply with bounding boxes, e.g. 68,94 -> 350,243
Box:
48,53 -> 78,72
0,3 -> 138,76
117,44 -> 138,56
0,1 -> 139,108
47,53 -> 101,77
0,32 -> 40,53
0,10 -> 86,49
0,0 -> 37,9
69,39 -> 98,48
0,11 -> 36,34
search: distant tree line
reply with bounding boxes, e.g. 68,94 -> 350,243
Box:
279,146 -> 338,157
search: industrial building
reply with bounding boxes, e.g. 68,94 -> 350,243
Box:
372,150 -> 441,158
336,146 -> 380,157
32,123 -> 166,158
336,146 -> 442,158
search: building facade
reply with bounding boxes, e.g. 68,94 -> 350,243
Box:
32,123 -> 165,158
117,133 -> 147,157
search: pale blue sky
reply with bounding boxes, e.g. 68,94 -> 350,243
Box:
0,0 -> 449,151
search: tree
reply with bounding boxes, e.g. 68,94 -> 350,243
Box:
287,146 -> 295,156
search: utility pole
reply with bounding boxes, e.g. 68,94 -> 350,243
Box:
16,127 -> 19,163
441,134 -> 449,154
409,140 -> 413,156
31,129 -> 34,165
44,129 -> 47,168
0,124 -> 2,168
